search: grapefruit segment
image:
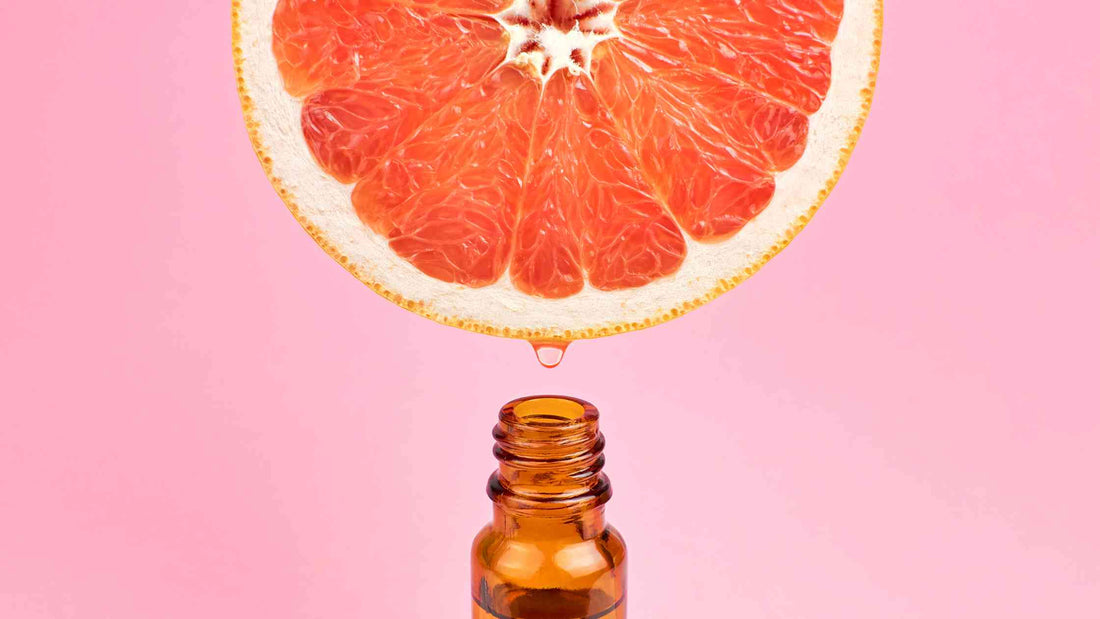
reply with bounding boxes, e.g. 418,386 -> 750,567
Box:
279,2 -> 505,183
617,0 -> 841,113
271,0 -> 370,97
300,85 -> 427,184
273,0 -> 507,99
509,73 -> 585,298
351,67 -> 540,287
590,41 -> 780,241
403,0 -> 512,12
616,0 -> 844,41
511,73 -> 686,298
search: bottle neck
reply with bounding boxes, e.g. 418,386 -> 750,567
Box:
487,396 -> 612,537
492,504 -> 607,540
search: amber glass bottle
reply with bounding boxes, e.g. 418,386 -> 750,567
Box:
472,396 -> 627,619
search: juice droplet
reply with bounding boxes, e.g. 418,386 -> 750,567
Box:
530,340 -> 570,369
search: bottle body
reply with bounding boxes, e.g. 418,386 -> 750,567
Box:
472,396 -> 627,619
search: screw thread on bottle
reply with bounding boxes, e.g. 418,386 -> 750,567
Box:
473,395 -> 627,618
487,396 -> 612,516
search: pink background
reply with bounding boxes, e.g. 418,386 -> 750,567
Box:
2,1 -> 1098,617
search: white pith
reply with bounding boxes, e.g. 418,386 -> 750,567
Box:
493,0 -> 620,81
235,0 -> 880,337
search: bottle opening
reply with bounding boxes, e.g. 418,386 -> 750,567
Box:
512,397 -> 587,423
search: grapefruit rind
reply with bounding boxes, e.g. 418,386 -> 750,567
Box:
233,0 -> 883,341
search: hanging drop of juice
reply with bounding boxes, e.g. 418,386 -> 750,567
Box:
530,340 -> 570,369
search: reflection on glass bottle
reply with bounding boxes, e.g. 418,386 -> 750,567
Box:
472,396 -> 627,619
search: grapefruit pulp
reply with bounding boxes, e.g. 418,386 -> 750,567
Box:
234,0 -> 882,339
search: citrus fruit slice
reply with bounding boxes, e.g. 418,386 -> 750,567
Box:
234,0 -> 882,340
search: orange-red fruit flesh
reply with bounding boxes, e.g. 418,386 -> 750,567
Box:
270,0 -> 845,297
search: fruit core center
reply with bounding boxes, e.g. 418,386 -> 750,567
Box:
494,0 -> 619,80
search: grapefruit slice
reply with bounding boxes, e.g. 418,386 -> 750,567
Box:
234,0 -> 882,340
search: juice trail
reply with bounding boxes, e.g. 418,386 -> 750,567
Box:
530,341 -> 570,369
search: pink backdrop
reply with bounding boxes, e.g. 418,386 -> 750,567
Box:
2,1 -> 1098,617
